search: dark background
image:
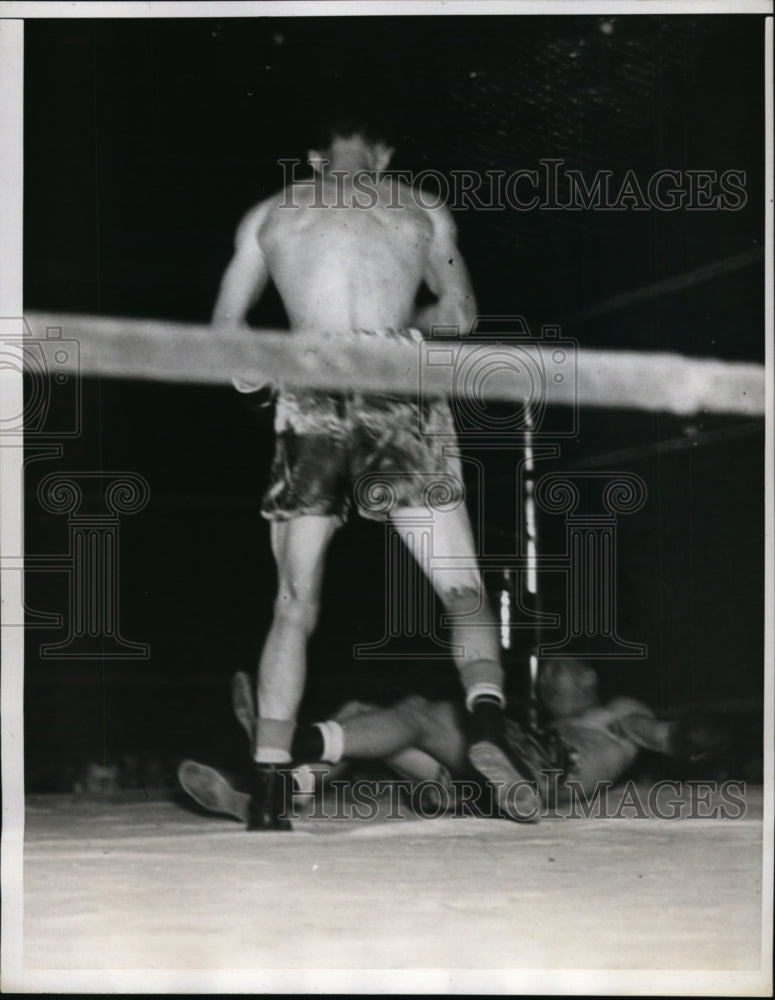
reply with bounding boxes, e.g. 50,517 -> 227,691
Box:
22,14 -> 765,791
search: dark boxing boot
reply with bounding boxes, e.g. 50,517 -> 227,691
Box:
468,699 -> 575,822
246,764 -> 293,831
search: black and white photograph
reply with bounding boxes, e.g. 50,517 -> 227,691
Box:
1,1 -> 772,994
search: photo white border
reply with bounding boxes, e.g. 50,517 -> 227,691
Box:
1,3 -> 772,994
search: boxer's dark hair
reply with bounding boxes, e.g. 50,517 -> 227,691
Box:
312,106 -> 397,150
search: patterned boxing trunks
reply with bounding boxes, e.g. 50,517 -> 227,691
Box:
261,332 -> 465,522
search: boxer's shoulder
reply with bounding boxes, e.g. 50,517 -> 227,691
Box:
232,193 -> 279,246
604,696 -> 654,720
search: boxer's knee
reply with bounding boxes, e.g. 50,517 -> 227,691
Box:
334,700 -> 377,722
272,590 -> 321,636
436,577 -> 486,616
398,694 -> 457,753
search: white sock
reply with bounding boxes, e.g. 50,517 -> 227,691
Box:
313,720 -> 345,764
466,682 -> 506,713
253,747 -> 292,764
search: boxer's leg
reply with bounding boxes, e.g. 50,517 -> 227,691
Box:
351,394 -> 538,821
392,507 -> 541,823
294,696 -> 467,773
389,507 -> 505,709
254,514 -> 340,761
247,514 -> 339,830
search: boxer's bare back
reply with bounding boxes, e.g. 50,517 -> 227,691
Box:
212,135 -> 474,335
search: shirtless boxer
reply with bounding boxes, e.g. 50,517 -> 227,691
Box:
178,659 -> 703,823
212,114 -> 533,827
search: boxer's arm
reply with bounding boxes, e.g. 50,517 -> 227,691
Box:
212,202 -> 271,329
415,204 -> 477,334
605,698 -> 674,755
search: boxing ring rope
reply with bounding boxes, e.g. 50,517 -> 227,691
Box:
23,312 -> 765,416
568,246 -> 764,323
